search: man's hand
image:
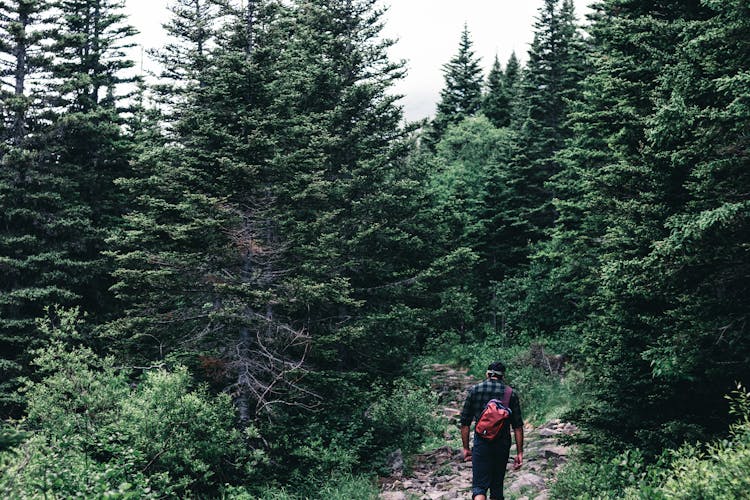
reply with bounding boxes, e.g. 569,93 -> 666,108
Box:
513,427 -> 524,470
460,425 -> 472,462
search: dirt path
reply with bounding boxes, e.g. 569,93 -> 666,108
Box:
379,364 -> 576,500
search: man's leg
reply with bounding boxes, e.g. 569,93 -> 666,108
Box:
488,442 -> 511,500
471,436 -> 491,500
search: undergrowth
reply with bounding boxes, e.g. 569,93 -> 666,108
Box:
416,331 -> 582,425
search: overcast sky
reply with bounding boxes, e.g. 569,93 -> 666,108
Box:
125,0 -> 592,121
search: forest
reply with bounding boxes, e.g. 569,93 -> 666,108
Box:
1,0 -> 748,498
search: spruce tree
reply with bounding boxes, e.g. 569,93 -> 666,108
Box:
0,0 -> 66,417
507,0 -> 587,245
482,55 -> 509,128
484,0 -> 587,335
558,0 -> 714,452
426,24 -> 483,146
634,0 -> 750,445
44,0 -> 137,316
482,52 -> 520,129
504,51 -> 521,97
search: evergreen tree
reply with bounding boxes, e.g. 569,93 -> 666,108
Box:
633,0 -> 749,446
506,0 -> 587,246
482,52 -> 520,128
426,24 -> 483,146
482,55 -> 508,128
484,0 -> 587,335
504,51 -> 521,96
559,0 -> 714,452
247,0 -> 476,480
44,0 -> 138,316
0,0 -> 64,417
108,0 -> 309,428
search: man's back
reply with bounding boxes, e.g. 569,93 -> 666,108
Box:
459,364 -> 525,500
460,379 -> 523,441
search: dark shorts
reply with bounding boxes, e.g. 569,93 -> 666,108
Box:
472,434 -> 511,500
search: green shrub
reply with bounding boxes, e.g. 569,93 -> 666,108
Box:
551,448 -> 652,499
621,383 -> 750,499
368,379 -> 443,461
0,309 -> 259,498
249,474 -> 380,500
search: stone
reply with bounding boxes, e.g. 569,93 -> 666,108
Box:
541,445 -> 569,458
534,490 -> 550,500
387,448 -> 404,476
427,492 -> 451,500
508,473 -> 546,493
538,428 -> 559,437
379,492 -> 407,500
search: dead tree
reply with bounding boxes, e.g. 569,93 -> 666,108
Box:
223,192 -> 318,426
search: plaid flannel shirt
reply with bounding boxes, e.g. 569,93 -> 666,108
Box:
460,379 -> 523,441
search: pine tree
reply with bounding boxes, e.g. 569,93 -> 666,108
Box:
426,24 -> 483,146
504,51 -> 521,96
482,56 -> 508,128
482,52 -> 520,128
44,0 -> 138,316
0,0 -> 66,417
634,0 -> 750,444
245,0 -> 476,475
507,0 -> 587,245
557,0 -> 714,452
483,0 -> 587,336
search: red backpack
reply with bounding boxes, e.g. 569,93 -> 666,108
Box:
475,385 -> 513,440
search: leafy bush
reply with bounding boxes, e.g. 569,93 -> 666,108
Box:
551,448 -> 653,499
249,474 -> 380,499
0,309 -> 259,498
368,379 -> 443,462
553,384 -> 750,500
621,383 -> 750,499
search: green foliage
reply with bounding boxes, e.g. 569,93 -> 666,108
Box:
555,385 -> 750,500
552,449 -> 653,500
260,377 -> 440,496
250,474 -> 380,500
0,0 -> 137,418
0,311 -> 257,498
368,379 -> 443,461
426,24 -> 484,146
632,385 -> 750,500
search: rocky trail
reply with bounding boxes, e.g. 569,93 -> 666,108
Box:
379,364 -> 576,500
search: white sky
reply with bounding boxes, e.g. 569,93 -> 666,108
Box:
125,0 -> 592,121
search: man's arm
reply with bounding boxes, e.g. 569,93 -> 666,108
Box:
513,427 -> 524,469
461,425 -> 471,461
459,387 -> 474,462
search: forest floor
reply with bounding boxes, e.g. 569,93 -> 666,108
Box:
379,364 -> 577,500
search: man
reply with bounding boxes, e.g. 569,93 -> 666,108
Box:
460,361 -> 524,500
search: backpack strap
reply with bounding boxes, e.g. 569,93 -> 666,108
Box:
501,385 -> 512,408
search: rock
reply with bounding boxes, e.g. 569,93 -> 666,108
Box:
534,490 -> 550,500
427,491 -> 451,500
540,419 -> 561,429
387,448 -> 404,476
541,445 -> 569,458
562,423 -> 578,434
538,428 -> 559,437
379,492 -> 407,500
509,473 -> 546,493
